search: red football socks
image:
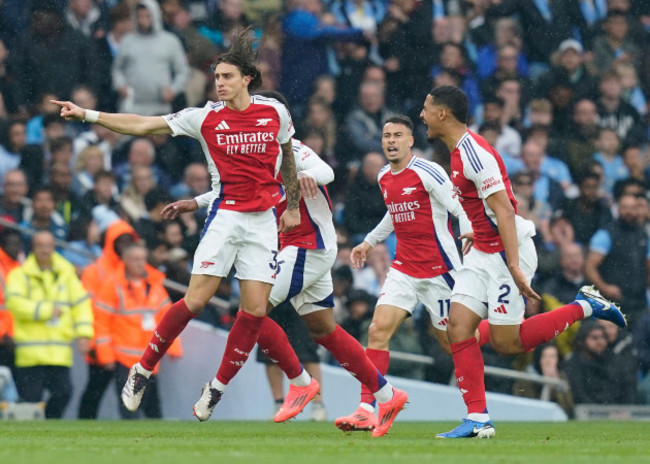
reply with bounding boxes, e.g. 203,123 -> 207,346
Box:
519,303 -> 583,352
451,337 -> 486,414
357,348 -> 390,405
140,298 -> 195,371
256,316 -> 303,379
477,319 -> 490,346
216,311 -> 265,385
315,325 -> 387,400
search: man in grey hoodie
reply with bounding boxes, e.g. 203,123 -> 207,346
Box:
112,0 -> 189,116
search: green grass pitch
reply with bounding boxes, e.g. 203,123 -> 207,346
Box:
1,421 -> 647,464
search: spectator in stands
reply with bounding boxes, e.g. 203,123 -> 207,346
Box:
72,145 -> 105,198
593,10 -> 642,77
620,146 -> 650,189
480,44 -> 532,111
520,140 -> 565,211
67,85 -> 98,138
432,42 -> 480,117
280,0 -> 364,107
474,95 -> 521,158
65,0 -> 102,38
513,343 -> 574,418
92,2 -> 133,113
201,0 -> 251,51
0,120 -> 45,192
78,170 -> 120,221
134,188 -> 172,248
25,92 -> 61,145
60,216 -> 101,274
596,70 -> 645,147
343,152 -> 386,243
616,62 -> 647,117
564,320 -> 634,404
0,38 -> 17,116
536,39 -> 598,119
49,162 -> 82,226
9,1 -> 96,109
113,138 -> 171,192
120,165 -> 156,223
586,193 -> 649,328
476,17 -> 529,82
376,0 -> 434,110
598,318 -> 640,401
495,77 -> 524,131
73,117 -> 124,171
592,128 -> 629,199
0,228 -> 21,370
78,220 -> 137,419
344,82 -> 395,161
0,169 -> 30,223
170,163 -> 210,201
112,0 -> 189,115
556,170 -> 612,246
21,187 -> 67,246
633,310 -> 650,403
340,288 -> 375,342
485,0 -> 587,79
94,242 -> 180,419
565,98 -> 601,176
298,97 -> 338,162
511,170 -> 552,245
6,230 -> 93,418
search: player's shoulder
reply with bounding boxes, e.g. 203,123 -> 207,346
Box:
291,138 -> 317,157
378,164 -> 391,181
251,95 -> 286,114
411,158 -> 447,185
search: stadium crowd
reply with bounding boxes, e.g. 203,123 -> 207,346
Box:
0,0 -> 649,418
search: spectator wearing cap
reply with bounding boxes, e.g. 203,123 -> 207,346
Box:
586,193 -> 650,328
536,39 -> 598,125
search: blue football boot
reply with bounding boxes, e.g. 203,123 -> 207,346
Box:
436,419 -> 496,438
576,285 -> 627,328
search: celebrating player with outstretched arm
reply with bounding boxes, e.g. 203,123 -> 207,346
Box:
420,86 -> 626,439
54,28 -> 305,418
335,115 -> 473,432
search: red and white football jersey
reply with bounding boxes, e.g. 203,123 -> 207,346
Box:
450,131 -> 534,253
276,139 -> 336,251
164,95 -> 294,212
366,156 -> 469,279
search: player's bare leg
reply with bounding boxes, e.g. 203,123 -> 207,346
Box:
195,280 -> 283,421
122,274 -> 221,412
437,301 -> 495,438
326,305 -> 408,435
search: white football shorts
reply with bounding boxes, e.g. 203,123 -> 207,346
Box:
268,246 -> 336,315
451,237 -> 538,325
377,267 -> 457,330
192,205 -> 278,284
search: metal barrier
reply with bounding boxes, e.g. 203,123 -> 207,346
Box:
2,218 -> 567,390
0,217 -> 232,314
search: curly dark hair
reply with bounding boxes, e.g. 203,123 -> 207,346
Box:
213,27 -> 262,91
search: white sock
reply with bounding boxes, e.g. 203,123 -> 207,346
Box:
359,402 -> 375,414
467,412 -> 490,423
210,377 -> 228,392
135,363 -> 152,378
575,299 -> 592,318
373,383 -> 393,403
288,368 -> 311,387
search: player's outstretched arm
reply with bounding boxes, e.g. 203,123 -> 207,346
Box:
51,100 -> 172,136
485,190 -> 540,301
278,141 -> 301,232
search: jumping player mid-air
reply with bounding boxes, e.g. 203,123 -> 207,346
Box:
420,86 -> 626,438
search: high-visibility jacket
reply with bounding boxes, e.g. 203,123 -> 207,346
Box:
6,252 -> 93,367
0,248 -> 19,338
81,220 -> 138,365
94,265 -> 181,373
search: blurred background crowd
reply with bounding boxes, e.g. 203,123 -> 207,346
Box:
0,0 -> 649,419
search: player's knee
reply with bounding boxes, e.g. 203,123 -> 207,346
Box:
309,326 -> 334,341
183,294 -> 208,314
446,318 -> 472,343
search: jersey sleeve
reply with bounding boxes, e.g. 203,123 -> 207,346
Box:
194,191 -> 216,209
416,161 -> 473,235
364,212 -> 394,246
276,103 -> 295,144
294,140 -> 334,186
163,106 -> 206,139
589,229 -> 612,255
459,144 -> 505,199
